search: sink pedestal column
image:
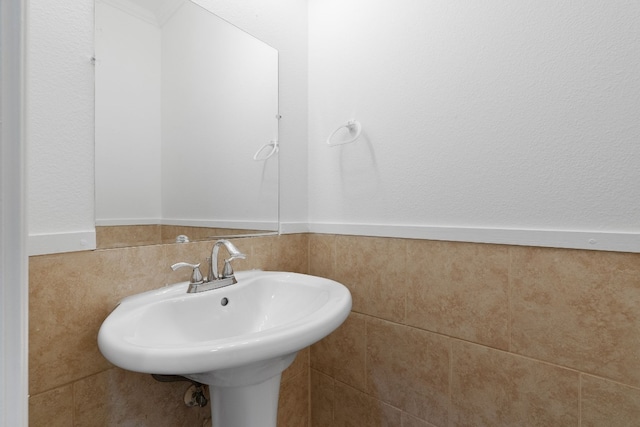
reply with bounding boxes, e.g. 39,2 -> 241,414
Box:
211,374 -> 281,427
187,352 -> 297,427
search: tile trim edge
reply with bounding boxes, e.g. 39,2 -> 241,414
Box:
305,223 -> 640,253
28,230 -> 97,256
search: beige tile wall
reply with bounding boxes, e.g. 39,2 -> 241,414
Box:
309,235 -> 640,427
29,232 -> 640,426
29,234 -> 309,426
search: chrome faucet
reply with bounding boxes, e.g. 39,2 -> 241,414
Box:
208,239 -> 246,283
171,239 -> 246,294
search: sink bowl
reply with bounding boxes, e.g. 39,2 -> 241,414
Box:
98,270 -> 351,426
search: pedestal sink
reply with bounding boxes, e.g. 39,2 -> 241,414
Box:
98,270 -> 352,427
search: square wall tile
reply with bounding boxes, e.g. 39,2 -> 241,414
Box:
246,234 -> 309,273
581,374 -> 640,427
406,240 -> 510,350
334,236 -> 407,322
510,246 -> 640,387
282,347 -> 309,383
401,413 -> 439,427
311,312 -> 367,392
309,234 -> 337,279
366,317 -> 450,426
29,385 -> 73,427
311,369 -> 335,427
451,340 -> 579,426
278,369 -> 309,427
73,368 -> 207,427
30,244 -> 171,395
334,382 -> 402,427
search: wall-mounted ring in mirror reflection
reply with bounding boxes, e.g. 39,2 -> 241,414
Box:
94,0 -> 279,249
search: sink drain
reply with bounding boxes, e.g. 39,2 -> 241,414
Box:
221,297 -> 229,306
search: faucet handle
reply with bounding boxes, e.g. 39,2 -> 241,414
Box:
222,259 -> 235,278
221,251 -> 246,278
170,262 -> 204,285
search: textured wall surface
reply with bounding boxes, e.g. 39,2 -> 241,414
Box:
29,0 -> 640,253
308,0 -> 640,239
27,0 -> 95,253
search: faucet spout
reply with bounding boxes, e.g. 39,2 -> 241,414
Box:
209,239 -> 246,282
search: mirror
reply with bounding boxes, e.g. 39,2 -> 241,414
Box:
94,0 -> 279,249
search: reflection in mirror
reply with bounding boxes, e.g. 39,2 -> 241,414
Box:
95,0 -> 279,249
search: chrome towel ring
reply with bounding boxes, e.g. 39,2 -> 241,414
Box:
253,140 -> 279,161
326,120 -> 362,147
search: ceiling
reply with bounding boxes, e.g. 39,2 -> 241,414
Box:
102,0 -> 186,26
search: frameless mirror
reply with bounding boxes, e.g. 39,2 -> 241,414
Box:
95,0 -> 279,249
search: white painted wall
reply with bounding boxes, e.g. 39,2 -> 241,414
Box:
95,1 -> 162,225
28,0 -> 640,254
26,0 -> 96,254
308,0 -> 640,251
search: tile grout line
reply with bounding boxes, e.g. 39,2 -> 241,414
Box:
71,380 -> 76,426
403,239 -> 408,325
332,234 -> 338,426
449,337 -> 454,427
364,314 -> 369,397
307,235 -> 312,426
508,246 -> 513,353
307,234 -> 311,275
578,373 -> 582,427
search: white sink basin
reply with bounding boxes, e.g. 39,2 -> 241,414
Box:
98,270 -> 351,426
98,270 -> 351,375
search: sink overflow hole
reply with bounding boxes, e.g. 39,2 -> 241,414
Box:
221,297 -> 229,306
